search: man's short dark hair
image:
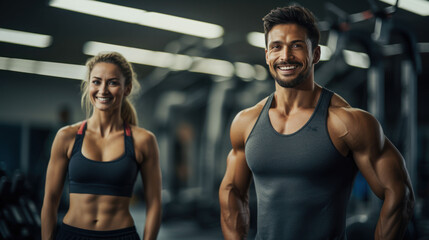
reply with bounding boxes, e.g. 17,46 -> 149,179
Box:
263,5 -> 320,51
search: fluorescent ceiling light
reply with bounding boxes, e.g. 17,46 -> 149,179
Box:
49,0 -> 224,39
343,50 -> 370,69
190,58 -> 234,77
382,43 -> 403,56
419,42 -> 429,53
84,41 -> 265,78
319,45 -> 332,61
235,62 -> 256,80
379,0 -> 429,16
254,64 -> 268,81
84,41 -> 193,70
0,28 -> 52,48
382,42 -> 429,55
0,56 -> 85,80
247,32 -> 265,48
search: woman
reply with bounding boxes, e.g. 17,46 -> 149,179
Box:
41,52 -> 162,240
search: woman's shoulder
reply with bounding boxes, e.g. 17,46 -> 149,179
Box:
51,122 -> 84,156
129,126 -> 158,163
129,125 -> 157,145
55,121 -> 84,141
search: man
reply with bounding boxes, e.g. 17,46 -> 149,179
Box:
219,5 -> 414,240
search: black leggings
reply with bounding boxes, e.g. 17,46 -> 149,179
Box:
56,223 -> 140,240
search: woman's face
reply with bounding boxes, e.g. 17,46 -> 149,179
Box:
88,62 -> 130,113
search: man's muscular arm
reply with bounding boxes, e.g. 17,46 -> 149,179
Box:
219,111 -> 253,240
341,108 -> 414,240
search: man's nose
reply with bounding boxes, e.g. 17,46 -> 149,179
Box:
280,47 -> 294,61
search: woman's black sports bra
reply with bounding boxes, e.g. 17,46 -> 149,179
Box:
68,121 -> 139,197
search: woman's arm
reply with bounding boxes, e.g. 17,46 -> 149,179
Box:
138,131 -> 162,240
41,127 -> 73,240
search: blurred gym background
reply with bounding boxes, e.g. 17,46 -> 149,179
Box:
0,0 -> 428,239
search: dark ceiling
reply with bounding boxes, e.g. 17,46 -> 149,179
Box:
1,0 -> 428,121
1,0 -> 428,66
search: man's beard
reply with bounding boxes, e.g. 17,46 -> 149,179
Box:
272,62 -> 309,88
274,74 -> 306,88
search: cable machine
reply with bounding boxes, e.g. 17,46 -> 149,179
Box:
367,0 -> 421,192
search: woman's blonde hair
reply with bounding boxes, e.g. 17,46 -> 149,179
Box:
81,52 -> 141,125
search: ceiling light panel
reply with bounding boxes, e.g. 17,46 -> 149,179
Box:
83,41 -> 264,78
343,50 -> 370,69
0,56 -> 85,80
0,28 -> 52,48
379,0 -> 429,16
247,32 -> 265,48
49,0 -> 224,38
83,41 -> 193,70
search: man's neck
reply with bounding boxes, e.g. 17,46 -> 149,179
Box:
273,81 -> 321,115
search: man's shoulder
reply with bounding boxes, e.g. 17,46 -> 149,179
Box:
329,91 -> 351,108
330,105 -> 374,122
329,104 -> 381,140
234,96 -> 270,124
328,91 -> 375,123
229,95 -> 271,146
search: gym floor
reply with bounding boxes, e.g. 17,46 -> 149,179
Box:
130,205 -> 223,240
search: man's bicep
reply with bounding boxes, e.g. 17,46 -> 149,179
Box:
352,132 -> 411,199
346,110 -> 395,198
371,139 -> 412,195
221,148 -> 252,196
222,107 -> 258,197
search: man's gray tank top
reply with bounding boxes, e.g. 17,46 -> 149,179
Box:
245,88 -> 357,240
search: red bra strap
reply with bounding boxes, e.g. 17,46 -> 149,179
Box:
77,120 -> 87,135
125,123 -> 131,137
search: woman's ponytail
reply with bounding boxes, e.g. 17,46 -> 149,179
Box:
121,98 -> 138,126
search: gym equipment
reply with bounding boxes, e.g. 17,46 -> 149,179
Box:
367,0 -> 421,193
0,171 -> 41,240
317,0 -> 422,238
317,2 -> 385,125
11,171 -> 41,236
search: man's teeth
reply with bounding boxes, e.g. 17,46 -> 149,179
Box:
279,65 -> 297,70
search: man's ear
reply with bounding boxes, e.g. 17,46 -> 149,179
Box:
265,48 -> 269,65
312,45 -> 321,64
